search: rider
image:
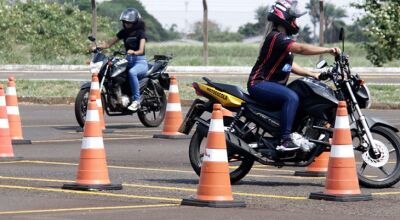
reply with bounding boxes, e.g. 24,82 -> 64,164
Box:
247,0 -> 340,151
95,8 -> 148,111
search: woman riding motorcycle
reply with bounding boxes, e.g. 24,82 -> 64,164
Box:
94,8 -> 148,111
247,0 -> 341,151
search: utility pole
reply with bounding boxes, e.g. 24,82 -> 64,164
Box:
319,0 -> 324,61
202,0 -> 208,66
91,0 -> 97,38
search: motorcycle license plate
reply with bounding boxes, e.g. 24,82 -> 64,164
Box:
178,99 -> 206,134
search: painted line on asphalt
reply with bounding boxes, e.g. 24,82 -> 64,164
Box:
0,204 -> 179,215
0,184 -> 182,202
0,160 -> 325,179
23,122 -> 144,128
0,176 -> 307,200
31,136 -> 153,143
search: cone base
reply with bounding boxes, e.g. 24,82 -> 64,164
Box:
62,183 -> 122,191
309,191 -> 372,202
181,198 -> 246,208
12,139 -> 32,145
153,133 -> 191,139
0,156 -> 23,161
294,171 -> 326,177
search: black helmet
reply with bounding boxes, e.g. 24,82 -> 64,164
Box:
119,8 -> 141,23
267,0 -> 306,35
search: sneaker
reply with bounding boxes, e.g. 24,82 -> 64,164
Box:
276,138 -> 301,151
127,100 -> 140,111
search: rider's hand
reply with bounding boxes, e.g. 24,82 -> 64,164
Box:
311,72 -> 320,80
329,47 -> 341,56
127,50 -> 136,55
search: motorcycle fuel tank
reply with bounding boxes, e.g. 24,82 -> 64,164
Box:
288,77 -> 338,118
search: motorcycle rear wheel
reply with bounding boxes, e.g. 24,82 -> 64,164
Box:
354,126 -> 400,188
189,121 -> 255,184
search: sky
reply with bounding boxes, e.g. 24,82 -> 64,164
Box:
136,0 -> 363,33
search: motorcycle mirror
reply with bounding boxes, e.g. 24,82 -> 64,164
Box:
88,36 -> 96,42
339,28 -> 345,52
316,60 -> 327,69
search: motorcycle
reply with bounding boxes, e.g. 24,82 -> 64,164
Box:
179,28 -> 400,188
75,36 -> 171,128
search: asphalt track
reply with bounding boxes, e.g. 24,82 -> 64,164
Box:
1,105 -> 400,220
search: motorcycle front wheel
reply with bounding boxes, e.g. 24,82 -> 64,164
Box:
74,88 -> 90,128
188,120 -> 255,184
137,83 -> 167,127
354,125 -> 400,188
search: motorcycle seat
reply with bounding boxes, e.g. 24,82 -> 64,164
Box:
147,61 -> 164,74
203,77 -> 281,112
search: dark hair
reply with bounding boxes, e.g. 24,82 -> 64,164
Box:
133,20 -> 146,31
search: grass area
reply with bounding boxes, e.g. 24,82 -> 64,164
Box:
2,42 -> 399,67
1,79 -> 398,106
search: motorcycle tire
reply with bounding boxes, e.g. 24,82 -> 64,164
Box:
355,125 -> 400,188
189,124 -> 255,184
74,88 -> 90,128
138,83 -> 167,127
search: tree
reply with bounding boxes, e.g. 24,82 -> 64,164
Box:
297,25 -> 313,43
305,0 -> 319,42
190,21 -> 242,42
238,5 -> 270,37
352,1 -> 400,66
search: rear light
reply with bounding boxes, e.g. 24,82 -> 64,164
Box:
192,82 -> 203,97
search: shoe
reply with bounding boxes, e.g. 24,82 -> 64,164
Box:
127,100 -> 140,111
276,138 -> 301,151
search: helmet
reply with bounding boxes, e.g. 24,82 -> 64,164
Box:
119,8 -> 141,23
267,0 -> 306,35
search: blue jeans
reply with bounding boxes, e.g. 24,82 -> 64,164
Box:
127,55 -> 148,101
248,81 -> 299,140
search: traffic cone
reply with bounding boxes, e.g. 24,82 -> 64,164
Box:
294,152 -> 330,177
63,95 -> 122,191
309,101 -> 372,202
153,75 -> 188,139
181,104 -> 245,208
5,76 -> 31,145
0,84 -> 22,161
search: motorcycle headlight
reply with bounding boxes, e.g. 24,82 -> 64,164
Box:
89,61 -> 104,74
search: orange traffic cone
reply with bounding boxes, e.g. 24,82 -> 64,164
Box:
181,104 -> 245,208
6,77 -> 31,145
153,75 -> 188,139
294,152 -> 330,177
309,101 -> 372,202
63,95 -> 122,191
0,84 -> 22,161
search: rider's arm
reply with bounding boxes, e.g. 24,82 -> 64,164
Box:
128,39 -> 146,55
291,62 -> 319,79
98,37 -> 119,49
289,42 -> 340,56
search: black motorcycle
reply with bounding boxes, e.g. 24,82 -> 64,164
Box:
75,36 -> 171,128
179,29 -> 400,188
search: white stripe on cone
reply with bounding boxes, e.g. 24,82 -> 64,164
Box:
0,96 -> 5,106
334,116 -> 350,128
203,148 -> 228,162
169,85 -> 179,93
330,145 -> 355,158
81,137 -> 104,149
209,119 -> 224,132
166,103 -> 182,112
6,106 -> 19,115
0,118 -> 9,128
91,82 -> 100,90
86,110 -> 99,121
6,87 -> 16,95
96,99 -> 102,107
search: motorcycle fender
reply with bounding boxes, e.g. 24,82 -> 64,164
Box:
194,118 -> 210,137
350,116 -> 399,132
80,82 -> 91,89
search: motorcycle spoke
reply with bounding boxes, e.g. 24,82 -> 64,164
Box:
359,161 -> 367,174
378,166 -> 390,176
389,148 -> 395,153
